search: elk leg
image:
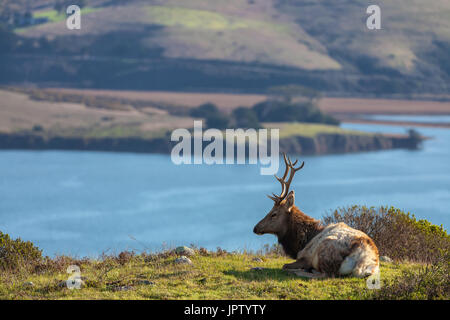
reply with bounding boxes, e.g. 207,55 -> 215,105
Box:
288,269 -> 327,279
282,257 -> 311,270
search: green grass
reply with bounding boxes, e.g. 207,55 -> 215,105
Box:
264,122 -> 372,139
15,7 -> 100,33
146,5 -> 288,33
0,251 -> 421,300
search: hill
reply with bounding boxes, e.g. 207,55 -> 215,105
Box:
0,0 -> 449,95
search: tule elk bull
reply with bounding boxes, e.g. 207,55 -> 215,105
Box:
253,153 -> 379,278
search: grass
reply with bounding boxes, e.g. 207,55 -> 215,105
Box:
146,5 -> 288,33
141,4 -> 340,70
15,7 -> 100,33
0,250 -> 421,300
264,122 -> 371,139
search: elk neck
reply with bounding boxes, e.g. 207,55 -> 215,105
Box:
276,206 -> 324,259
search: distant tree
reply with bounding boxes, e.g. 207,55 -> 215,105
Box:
231,107 -> 260,129
190,103 -> 231,129
190,102 -> 220,119
252,99 -> 339,125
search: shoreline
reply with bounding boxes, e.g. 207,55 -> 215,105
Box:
338,119 -> 450,128
0,131 -> 423,156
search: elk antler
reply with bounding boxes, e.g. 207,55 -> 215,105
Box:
267,153 -> 304,204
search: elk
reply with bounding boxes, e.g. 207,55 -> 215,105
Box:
253,153 -> 379,278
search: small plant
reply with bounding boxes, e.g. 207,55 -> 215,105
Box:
369,252 -> 450,300
0,231 -> 43,272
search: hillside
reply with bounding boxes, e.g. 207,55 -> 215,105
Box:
0,0 -> 449,95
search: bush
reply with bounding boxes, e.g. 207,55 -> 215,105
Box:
0,231 -> 43,272
252,100 -> 340,125
370,252 -> 450,300
189,103 -> 231,129
189,103 -> 221,119
231,107 -> 261,129
322,206 -> 449,263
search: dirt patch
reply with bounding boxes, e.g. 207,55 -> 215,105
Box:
318,98 -> 450,115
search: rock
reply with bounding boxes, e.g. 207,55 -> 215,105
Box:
174,256 -> 193,265
175,246 -> 195,256
251,267 -> 264,271
252,257 -> 263,262
137,280 -> 154,286
380,256 -> 393,263
23,281 -> 34,287
112,285 -> 134,292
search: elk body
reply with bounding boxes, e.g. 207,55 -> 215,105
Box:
253,154 -> 379,278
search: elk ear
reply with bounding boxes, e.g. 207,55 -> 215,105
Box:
285,191 -> 295,212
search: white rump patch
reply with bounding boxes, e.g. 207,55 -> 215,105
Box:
339,256 -> 356,275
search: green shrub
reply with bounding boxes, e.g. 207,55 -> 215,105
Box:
252,100 -> 340,125
190,103 -> 231,129
0,231 -> 43,272
322,206 -> 449,263
231,107 -> 261,129
369,252 -> 450,300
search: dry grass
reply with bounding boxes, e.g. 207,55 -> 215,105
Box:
0,89 -> 194,138
44,88 -> 450,115
318,98 -> 450,115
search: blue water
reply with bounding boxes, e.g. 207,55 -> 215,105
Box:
364,114 -> 450,124
0,122 -> 449,257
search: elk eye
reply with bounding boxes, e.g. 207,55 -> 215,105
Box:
271,213 -> 277,218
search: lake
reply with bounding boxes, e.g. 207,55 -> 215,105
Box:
1,121 -> 449,257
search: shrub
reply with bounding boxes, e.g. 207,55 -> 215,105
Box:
231,107 -> 261,129
189,103 -> 231,129
189,103 -> 221,119
322,206 -> 449,263
0,231 -> 43,272
252,100 -> 340,125
369,252 -> 450,300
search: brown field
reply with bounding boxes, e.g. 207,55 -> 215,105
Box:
45,88 -> 450,116
318,98 -> 450,116
45,88 -> 267,111
0,90 -> 194,138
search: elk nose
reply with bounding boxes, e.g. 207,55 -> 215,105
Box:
253,226 -> 259,234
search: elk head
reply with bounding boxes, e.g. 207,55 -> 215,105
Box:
253,153 -> 304,236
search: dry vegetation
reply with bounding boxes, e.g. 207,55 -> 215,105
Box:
39,88 -> 450,116
0,89 -> 194,139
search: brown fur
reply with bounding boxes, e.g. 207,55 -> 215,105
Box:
350,236 -> 380,265
277,206 -> 324,259
317,239 -> 351,276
